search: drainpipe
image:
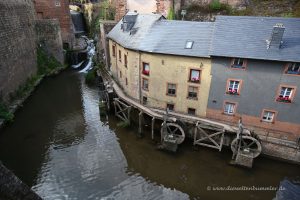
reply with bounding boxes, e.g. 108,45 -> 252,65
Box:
138,51 -> 142,103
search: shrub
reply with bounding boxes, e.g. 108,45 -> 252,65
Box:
209,0 -> 222,11
85,68 -> 97,85
167,7 -> 175,20
37,47 -> 62,75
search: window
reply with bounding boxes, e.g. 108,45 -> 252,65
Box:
142,96 -> 147,105
55,0 -> 61,6
166,103 -> 174,111
224,102 -> 236,115
112,45 -> 116,57
231,58 -> 246,69
142,78 -> 149,91
185,41 -> 194,49
142,62 -> 150,75
189,69 -> 200,83
227,80 -> 241,95
124,54 -> 127,67
276,86 -> 295,103
125,78 -> 128,85
119,50 -> 121,61
167,83 -> 176,96
261,110 -> 276,122
187,86 -> 198,99
119,71 -> 122,78
187,108 -> 196,115
286,63 -> 300,75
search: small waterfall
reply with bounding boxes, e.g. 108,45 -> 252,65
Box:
70,10 -> 86,35
72,37 -> 96,73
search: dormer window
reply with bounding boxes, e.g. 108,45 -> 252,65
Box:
185,41 -> 194,49
286,63 -> 300,75
231,58 -> 246,69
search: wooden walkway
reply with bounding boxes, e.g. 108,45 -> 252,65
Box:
98,68 -> 244,134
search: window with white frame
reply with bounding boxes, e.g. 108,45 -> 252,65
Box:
224,102 -> 236,115
227,80 -> 240,94
277,86 -> 294,103
231,58 -> 245,69
55,0 -> 61,7
286,63 -> 300,75
188,86 -> 198,99
262,110 -> 275,122
167,83 -> 176,96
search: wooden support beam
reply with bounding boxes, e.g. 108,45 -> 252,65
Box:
138,111 -> 143,136
127,106 -> 131,125
151,117 -> 155,140
194,122 -> 225,151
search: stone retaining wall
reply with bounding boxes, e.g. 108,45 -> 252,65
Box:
0,0 -> 37,102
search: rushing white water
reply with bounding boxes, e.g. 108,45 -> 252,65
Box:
79,39 -> 96,73
71,61 -> 84,69
79,58 -> 92,73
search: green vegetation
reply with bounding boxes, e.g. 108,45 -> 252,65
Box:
37,47 -> 62,76
85,68 -> 97,85
209,0 -> 222,11
10,75 -> 40,101
0,102 -> 14,122
1,47 -> 64,123
167,7 -> 175,20
87,0 -> 115,37
185,0 -> 300,20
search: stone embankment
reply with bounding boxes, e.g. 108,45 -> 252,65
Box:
0,162 -> 42,200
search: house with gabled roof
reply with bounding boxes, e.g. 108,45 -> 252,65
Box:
107,12 -> 300,143
107,12 -> 213,117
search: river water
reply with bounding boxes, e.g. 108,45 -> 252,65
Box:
0,70 -> 299,200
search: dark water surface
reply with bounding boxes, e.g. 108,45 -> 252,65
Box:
0,71 -> 299,200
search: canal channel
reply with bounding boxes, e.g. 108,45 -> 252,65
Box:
0,70 -> 299,200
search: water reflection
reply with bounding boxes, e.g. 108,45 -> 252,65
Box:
0,71 -> 299,200
273,178 -> 300,200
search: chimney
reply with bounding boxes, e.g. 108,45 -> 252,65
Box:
267,23 -> 285,49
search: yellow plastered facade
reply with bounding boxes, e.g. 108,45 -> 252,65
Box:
109,39 -> 212,117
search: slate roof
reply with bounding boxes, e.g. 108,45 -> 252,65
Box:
210,16 -> 300,62
139,20 -> 214,57
107,13 -> 163,51
107,13 -> 213,58
108,14 -> 300,62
